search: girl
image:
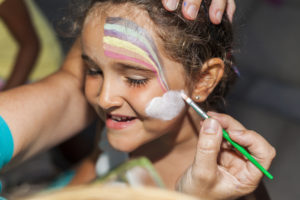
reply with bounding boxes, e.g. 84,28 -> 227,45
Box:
62,0 -> 275,199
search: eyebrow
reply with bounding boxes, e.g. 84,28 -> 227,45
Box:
81,54 -> 100,69
117,63 -> 156,74
81,53 -> 155,73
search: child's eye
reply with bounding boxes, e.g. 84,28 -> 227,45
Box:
126,77 -> 149,87
86,68 -> 102,76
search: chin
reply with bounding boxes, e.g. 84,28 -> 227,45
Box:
106,132 -> 141,153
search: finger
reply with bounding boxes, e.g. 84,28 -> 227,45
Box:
193,118 -> 223,181
209,0 -> 227,24
228,130 -> 276,170
162,0 -> 179,11
226,0 -> 236,22
182,0 -> 202,20
218,149 -> 245,171
221,140 -> 232,150
207,111 -> 246,131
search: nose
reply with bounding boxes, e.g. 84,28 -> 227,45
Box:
98,78 -> 123,111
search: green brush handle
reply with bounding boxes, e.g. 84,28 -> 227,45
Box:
182,96 -> 274,180
222,129 -> 273,180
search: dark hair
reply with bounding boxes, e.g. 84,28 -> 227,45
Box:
68,0 -> 237,111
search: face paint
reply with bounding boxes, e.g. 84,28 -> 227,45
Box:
145,90 -> 185,121
103,17 -> 169,91
103,17 -> 184,121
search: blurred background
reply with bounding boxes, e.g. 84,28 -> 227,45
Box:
228,0 -> 300,199
0,0 -> 299,199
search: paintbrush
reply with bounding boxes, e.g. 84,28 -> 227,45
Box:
180,92 -> 273,180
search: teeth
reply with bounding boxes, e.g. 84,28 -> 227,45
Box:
111,116 -> 122,121
111,115 -> 133,122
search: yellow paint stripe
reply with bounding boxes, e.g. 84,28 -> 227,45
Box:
103,36 -> 158,72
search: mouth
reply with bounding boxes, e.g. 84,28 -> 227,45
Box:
108,114 -> 136,122
106,114 -> 137,130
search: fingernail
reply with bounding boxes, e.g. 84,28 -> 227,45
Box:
216,10 -> 223,22
203,118 -> 219,134
166,0 -> 179,11
185,3 -> 199,19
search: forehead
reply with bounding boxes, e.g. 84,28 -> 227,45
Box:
82,3 -> 166,62
104,17 -> 155,47
84,3 -> 159,39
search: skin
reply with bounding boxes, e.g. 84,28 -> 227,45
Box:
77,4 -> 275,199
0,39 -> 95,169
176,113 -> 276,200
0,0 -> 40,91
162,0 -> 236,23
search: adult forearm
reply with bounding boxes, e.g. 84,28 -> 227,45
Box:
3,39 -> 40,90
0,70 -> 95,168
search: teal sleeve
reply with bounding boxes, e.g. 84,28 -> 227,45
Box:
0,116 -> 14,170
47,170 -> 75,190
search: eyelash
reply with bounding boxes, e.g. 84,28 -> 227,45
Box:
86,68 -> 102,76
126,77 -> 149,88
85,65 -> 149,88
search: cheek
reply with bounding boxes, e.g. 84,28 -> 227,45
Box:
125,80 -> 165,116
143,103 -> 187,137
84,77 -> 101,104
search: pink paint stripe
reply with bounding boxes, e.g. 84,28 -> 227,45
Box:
103,43 -> 154,69
104,50 -> 167,91
105,50 -> 156,72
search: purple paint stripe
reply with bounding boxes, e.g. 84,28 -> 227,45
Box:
104,29 -> 161,70
106,17 -> 155,48
105,17 -> 162,66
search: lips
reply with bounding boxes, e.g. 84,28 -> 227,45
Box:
106,114 -> 137,130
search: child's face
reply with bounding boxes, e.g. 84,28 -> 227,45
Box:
81,5 -> 191,152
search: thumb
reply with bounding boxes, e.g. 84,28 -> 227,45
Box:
193,118 -> 223,178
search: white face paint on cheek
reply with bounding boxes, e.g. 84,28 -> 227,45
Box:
145,90 -> 185,120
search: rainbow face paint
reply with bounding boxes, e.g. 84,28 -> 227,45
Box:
103,17 -> 169,91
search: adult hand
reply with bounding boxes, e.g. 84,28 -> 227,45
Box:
162,0 -> 235,24
176,112 -> 276,200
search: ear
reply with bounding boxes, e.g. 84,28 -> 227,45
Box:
191,58 -> 224,102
